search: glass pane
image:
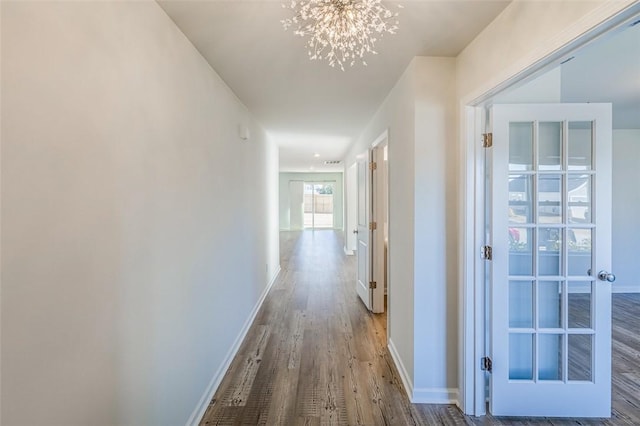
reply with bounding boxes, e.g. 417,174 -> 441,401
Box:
568,282 -> 592,328
568,228 -> 592,276
539,281 -> 562,328
312,183 -> 334,228
509,228 -> 533,276
568,334 -> 593,381
568,175 -> 591,224
538,334 -> 563,381
510,122 -> 533,171
509,333 -> 533,380
539,122 -> 562,171
538,174 -> 562,224
568,121 -> 593,171
509,175 -> 533,223
538,227 -> 562,276
510,281 -> 533,328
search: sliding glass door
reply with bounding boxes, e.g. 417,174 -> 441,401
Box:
304,182 -> 335,229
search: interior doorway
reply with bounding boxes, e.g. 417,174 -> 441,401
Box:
463,10 -> 640,418
372,142 -> 389,312
304,181 -> 335,229
355,131 -> 389,315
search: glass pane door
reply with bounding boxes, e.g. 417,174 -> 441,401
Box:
490,104 -> 612,417
304,182 -> 335,229
508,120 -> 594,382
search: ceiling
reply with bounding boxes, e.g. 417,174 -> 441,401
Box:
157,0 -> 511,172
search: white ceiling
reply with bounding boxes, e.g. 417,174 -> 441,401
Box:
158,0 -> 511,172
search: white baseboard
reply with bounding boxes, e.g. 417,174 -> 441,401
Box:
412,387 -> 459,404
387,340 -> 458,405
344,246 -> 354,256
387,339 -> 413,400
613,285 -> 640,293
185,265 -> 281,426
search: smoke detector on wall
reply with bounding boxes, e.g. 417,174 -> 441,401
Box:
323,160 -> 342,165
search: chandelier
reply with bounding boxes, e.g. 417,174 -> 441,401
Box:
281,0 -> 400,71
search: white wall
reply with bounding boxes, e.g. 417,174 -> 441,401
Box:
344,57 -> 457,403
278,172 -> 344,230
494,67 -> 562,104
612,129 -> 640,292
412,57 -> 458,401
1,2 -> 279,425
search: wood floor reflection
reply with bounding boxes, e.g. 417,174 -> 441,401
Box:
200,230 -> 640,425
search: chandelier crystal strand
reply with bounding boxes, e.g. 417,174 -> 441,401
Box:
282,0 -> 400,71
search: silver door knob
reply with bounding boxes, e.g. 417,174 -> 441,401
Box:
353,229 -> 358,234
597,270 -> 616,282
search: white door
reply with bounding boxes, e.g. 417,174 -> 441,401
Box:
356,151 -> 372,310
489,104 -> 613,417
371,142 -> 387,313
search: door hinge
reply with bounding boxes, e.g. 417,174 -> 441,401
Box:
482,133 -> 493,148
369,222 -> 377,231
481,356 -> 492,373
481,245 -> 492,260
369,161 -> 377,171
369,281 -> 377,289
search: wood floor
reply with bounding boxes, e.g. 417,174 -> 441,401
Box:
200,230 -> 640,425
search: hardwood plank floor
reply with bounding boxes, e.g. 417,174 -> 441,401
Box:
200,230 -> 640,425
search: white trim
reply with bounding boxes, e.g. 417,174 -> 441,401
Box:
613,285 -> 640,294
185,265 -> 282,426
371,128 -> 389,149
387,338 -> 413,399
343,246 -> 355,256
459,105 -> 488,416
459,1 -> 640,416
412,388 -> 459,405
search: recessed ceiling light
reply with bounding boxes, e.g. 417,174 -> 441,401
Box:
313,153 -> 320,158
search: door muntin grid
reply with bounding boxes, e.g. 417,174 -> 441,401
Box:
507,120 -> 595,383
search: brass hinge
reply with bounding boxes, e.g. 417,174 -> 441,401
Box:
481,245 -> 492,260
369,281 -> 377,289
482,133 -> 493,148
369,222 -> 377,231
369,161 -> 377,171
481,356 -> 492,373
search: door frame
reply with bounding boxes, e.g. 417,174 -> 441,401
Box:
303,180 -> 336,229
371,130 -> 389,314
459,4 -> 640,416
345,163 -> 358,255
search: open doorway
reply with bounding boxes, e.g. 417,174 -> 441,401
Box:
465,13 -> 640,419
354,131 -> 389,315
372,142 -> 389,312
304,182 -> 335,229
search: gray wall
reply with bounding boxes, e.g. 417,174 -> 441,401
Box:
279,172 -> 344,230
613,129 -> 640,292
1,2 -> 280,425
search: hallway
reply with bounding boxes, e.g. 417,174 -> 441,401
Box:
200,230 -> 464,425
200,231 -> 640,425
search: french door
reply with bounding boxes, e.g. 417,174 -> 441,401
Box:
489,104 -> 613,417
